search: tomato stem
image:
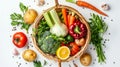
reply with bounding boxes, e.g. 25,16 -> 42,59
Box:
15,38 -> 20,43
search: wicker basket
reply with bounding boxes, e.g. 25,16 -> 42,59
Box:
32,0 -> 91,67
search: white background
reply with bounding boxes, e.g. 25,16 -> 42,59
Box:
0,0 -> 120,67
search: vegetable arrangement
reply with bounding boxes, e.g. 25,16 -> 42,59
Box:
10,1 -> 109,67
34,8 -> 88,60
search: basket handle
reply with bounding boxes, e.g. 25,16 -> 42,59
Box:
58,59 -> 61,67
55,0 -> 59,6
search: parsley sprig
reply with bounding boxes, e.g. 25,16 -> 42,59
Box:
10,2 -> 30,33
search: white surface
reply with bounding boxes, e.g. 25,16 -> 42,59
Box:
0,0 -> 120,67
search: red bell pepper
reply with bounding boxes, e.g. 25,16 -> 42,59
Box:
69,20 -> 87,39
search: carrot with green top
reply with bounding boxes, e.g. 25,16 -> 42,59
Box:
66,0 -> 108,16
62,8 -> 68,27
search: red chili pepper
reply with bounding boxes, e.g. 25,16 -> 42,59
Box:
69,20 -> 87,39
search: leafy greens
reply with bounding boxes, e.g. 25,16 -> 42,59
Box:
89,13 -> 108,63
10,2 -> 30,33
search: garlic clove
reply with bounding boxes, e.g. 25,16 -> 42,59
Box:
13,48 -> 19,56
35,0 -> 45,6
101,4 -> 110,11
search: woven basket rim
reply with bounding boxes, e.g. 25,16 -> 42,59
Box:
32,4 -> 91,62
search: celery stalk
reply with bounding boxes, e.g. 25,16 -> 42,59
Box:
43,12 -> 53,28
49,9 -> 61,25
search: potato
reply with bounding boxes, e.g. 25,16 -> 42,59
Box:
24,9 -> 38,24
80,53 -> 92,66
22,49 -> 37,62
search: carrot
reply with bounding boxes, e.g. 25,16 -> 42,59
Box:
67,14 -> 70,26
62,8 -> 68,27
68,12 -> 75,27
76,1 -> 108,16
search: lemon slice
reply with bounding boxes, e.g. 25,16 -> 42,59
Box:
56,46 -> 70,60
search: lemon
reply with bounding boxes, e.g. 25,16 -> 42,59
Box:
56,46 -> 70,60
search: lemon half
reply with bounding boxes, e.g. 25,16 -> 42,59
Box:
56,46 -> 70,60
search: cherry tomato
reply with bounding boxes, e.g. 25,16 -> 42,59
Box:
70,42 -> 80,56
12,32 -> 27,48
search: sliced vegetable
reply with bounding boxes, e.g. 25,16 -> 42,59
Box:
43,9 -> 68,37
70,42 -> 80,56
66,0 -> 108,16
56,46 -> 70,60
69,20 -> 87,39
62,8 -> 68,27
89,13 -> 108,63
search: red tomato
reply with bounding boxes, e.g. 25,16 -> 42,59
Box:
12,32 -> 27,48
70,42 -> 80,56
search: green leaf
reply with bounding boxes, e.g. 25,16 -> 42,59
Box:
21,23 -> 30,33
33,61 -> 42,67
10,2 -> 31,33
10,13 -> 23,20
11,21 -> 21,26
19,2 -> 28,13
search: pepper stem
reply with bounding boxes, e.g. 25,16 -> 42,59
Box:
74,25 -> 81,34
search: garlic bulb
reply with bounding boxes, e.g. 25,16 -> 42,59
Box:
35,0 -> 45,6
